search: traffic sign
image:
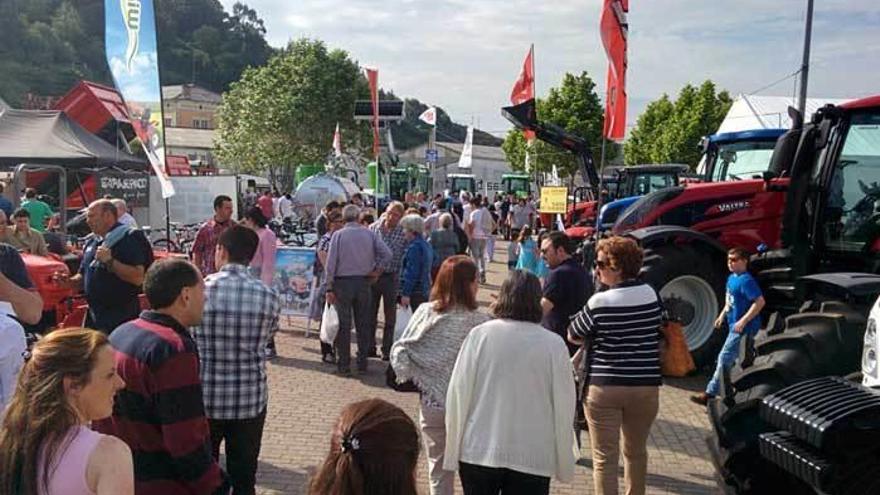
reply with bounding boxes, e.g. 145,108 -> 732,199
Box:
425,149 -> 438,163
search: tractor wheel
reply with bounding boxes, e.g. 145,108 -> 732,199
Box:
710,301 -> 866,493
640,245 -> 726,368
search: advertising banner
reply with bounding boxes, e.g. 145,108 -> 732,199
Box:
273,247 -> 317,316
97,172 -> 150,207
540,186 -> 568,214
105,0 -> 176,198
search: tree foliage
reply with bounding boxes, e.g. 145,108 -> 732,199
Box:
0,0 -> 275,106
501,72 -> 605,182
624,80 -> 732,167
215,39 -> 370,192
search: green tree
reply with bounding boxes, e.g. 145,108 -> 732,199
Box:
624,80 -> 732,167
501,71 -> 605,182
215,39 -> 369,192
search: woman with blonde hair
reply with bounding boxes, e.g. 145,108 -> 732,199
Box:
0,327 -> 132,495
309,398 -> 420,495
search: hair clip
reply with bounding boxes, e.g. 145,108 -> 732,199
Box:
21,349 -> 32,362
340,435 -> 360,453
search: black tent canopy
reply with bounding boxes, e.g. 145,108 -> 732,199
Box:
0,109 -> 146,169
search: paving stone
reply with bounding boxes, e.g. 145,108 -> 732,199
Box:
246,241 -> 720,494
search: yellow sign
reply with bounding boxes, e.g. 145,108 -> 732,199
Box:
540,187 -> 568,213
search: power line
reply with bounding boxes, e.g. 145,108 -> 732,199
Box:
748,68 -> 802,95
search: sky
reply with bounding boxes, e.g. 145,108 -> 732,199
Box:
218,0 -> 880,138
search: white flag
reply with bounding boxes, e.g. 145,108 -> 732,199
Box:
458,125 -> 473,169
332,122 -> 342,157
419,107 -> 437,126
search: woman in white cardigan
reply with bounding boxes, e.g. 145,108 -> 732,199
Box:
444,270 -> 578,494
390,255 -> 490,495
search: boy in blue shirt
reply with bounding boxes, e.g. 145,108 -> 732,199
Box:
691,247 -> 765,405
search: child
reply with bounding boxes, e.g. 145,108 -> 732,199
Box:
534,230 -> 550,282
515,226 -> 539,274
691,247 -> 765,405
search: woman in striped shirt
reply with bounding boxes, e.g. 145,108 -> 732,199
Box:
568,236 -> 662,495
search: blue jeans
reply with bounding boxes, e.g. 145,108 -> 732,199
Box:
706,332 -> 744,396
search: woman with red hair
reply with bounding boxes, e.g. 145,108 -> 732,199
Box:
390,255 -> 489,495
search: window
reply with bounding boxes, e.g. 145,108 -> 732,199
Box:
711,141 -> 777,182
164,118 -> 172,127
825,112 -> 880,251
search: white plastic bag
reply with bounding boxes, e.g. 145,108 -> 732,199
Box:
320,303 -> 339,345
393,306 -> 413,342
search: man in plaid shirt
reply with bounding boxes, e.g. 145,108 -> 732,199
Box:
368,201 -> 408,360
194,225 -> 280,495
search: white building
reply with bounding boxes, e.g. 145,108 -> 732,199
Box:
399,140 -> 514,197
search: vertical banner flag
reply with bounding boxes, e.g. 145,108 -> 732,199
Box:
510,45 -> 536,141
366,68 -> 380,160
332,122 -> 342,157
600,0 -> 629,141
105,0 -> 175,198
458,126 -> 473,169
419,107 -> 437,126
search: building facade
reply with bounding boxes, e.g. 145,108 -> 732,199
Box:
399,141 -> 514,198
162,84 -> 222,170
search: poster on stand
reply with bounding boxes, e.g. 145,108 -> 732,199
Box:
273,247 -> 317,316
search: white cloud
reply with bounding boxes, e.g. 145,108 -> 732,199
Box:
217,0 -> 880,138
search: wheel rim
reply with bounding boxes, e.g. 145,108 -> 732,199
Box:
660,275 -> 718,351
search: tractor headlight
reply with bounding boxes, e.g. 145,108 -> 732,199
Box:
862,319 -> 877,380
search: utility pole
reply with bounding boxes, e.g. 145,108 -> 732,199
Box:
797,0 -> 814,118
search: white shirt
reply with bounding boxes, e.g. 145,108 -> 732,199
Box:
0,313 -> 25,411
278,196 -> 293,218
462,203 -> 473,224
469,207 -> 492,239
444,319 -> 578,482
272,197 -> 281,219
119,212 -> 138,228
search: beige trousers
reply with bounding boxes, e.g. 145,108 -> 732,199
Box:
585,385 -> 659,495
419,404 -> 455,495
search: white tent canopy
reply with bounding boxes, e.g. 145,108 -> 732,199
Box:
717,94 -> 848,133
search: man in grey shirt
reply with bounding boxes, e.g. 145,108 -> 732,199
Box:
325,204 -> 392,375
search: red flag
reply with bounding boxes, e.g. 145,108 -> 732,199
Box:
510,45 -> 534,105
600,0 -> 628,141
366,68 -> 380,159
510,45 -> 536,141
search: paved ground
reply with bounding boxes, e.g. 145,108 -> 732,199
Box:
249,240 -> 721,494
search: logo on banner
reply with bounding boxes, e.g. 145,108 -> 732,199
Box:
121,0 -> 141,71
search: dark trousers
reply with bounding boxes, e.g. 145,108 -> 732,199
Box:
369,272 -> 399,357
86,298 -> 140,334
409,292 -> 428,312
334,276 -> 372,371
459,462 -> 551,495
208,409 -> 267,495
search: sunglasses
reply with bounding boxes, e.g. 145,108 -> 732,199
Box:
595,259 -> 612,270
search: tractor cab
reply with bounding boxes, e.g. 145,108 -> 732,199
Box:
776,98 -> 880,281
698,128 -> 786,182
447,173 -> 477,196
607,164 -> 689,198
501,173 -> 532,199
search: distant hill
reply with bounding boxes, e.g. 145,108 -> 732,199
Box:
389,96 -> 503,150
0,0 -> 501,148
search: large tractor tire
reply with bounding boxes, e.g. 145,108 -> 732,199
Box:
640,245 -> 726,368
708,301 -> 867,493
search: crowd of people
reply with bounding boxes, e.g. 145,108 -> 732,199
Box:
0,181 -> 766,495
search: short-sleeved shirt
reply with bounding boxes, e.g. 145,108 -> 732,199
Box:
510,204 -> 533,229
0,243 -> 34,290
257,195 -> 274,220
21,199 -> 53,232
80,224 -> 149,309
542,258 -> 592,353
726,272 -> 763,335
191,218 -> 231,276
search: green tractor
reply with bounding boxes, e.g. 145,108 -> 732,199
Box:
501,173 -> 532,198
